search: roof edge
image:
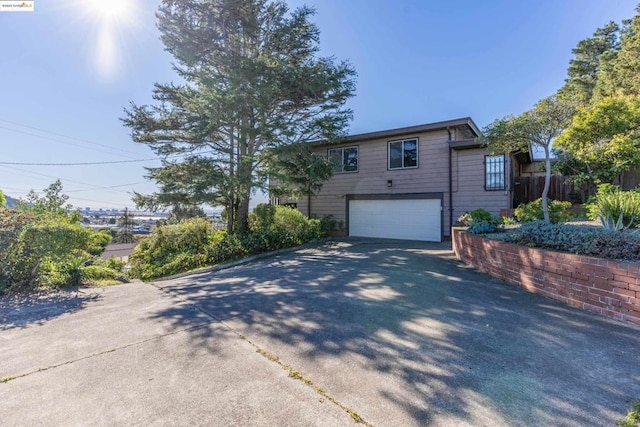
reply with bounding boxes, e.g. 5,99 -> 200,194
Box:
314,117 -> 482,146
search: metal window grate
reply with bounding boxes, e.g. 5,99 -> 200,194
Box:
485,155 -> 505,190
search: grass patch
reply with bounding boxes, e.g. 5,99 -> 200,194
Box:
256,348 -> 279,363
288,368 -> 303,380
618,401 -> 640,427
1,375 -> 15,383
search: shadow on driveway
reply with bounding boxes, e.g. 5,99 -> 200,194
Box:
151,239 -> 640,426
0,290 -> 101,331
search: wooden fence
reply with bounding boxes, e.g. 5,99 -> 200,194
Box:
513,176 -> 590,206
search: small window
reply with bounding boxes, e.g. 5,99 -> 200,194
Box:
388,138 -> 418,169
485,155 -> 505,190
328,146 -> 358,173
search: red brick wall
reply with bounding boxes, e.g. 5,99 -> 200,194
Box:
452,228 -> 640,325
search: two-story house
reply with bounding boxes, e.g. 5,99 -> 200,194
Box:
271,117 -> 513,242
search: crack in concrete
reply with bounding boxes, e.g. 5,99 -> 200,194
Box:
150,280 -> 374,426
0,322 -> 212,384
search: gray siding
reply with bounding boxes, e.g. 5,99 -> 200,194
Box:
451,149 -> 510,223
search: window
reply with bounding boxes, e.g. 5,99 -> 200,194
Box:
388,138 -> 418,169
485,155 -> 505,190
328,146 -> 358,173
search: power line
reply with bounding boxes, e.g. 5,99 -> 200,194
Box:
0,158 -> 159,166
0,165 -> 132,195
0,151 -> 213,166
65,182 -> 145,193
0,119 -> 146,159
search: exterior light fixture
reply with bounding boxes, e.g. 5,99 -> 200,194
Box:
387,180 -> 393,188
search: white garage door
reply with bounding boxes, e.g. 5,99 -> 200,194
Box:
349,199 -> 442,241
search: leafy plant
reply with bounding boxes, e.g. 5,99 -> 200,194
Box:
467,221 -> 499,235
588,185 -> 640,230
514,198 -> 573,223
130,206 -> 323,280
505,221 -> 640,260
617,401 -> 640,427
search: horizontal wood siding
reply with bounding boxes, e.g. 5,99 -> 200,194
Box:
310,130 -> 451,230
452,149 -> 509,221
276,130 -> 510,236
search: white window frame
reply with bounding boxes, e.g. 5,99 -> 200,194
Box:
388,138 -> 419,170
328,146 -> 358,174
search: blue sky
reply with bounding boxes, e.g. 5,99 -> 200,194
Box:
0,0 -> 637,209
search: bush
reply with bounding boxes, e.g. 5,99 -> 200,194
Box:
586,184 -> 640,230
129,218 -> 214,280
130,206 -> 322,280
457,208 -> 503,234
504,221 -> 640,261
514,198 -> 573,223
0,217 -> 101,291
467,221 -> 499,235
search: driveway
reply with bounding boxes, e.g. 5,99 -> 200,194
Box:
1,239 -> 639,426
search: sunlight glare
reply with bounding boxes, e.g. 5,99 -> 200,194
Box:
87,0 -> 131,23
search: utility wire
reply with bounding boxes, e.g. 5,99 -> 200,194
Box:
0,118 -> 146,159
0,150 -> 213,166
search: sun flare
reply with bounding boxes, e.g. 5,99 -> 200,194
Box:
86,0 -> 132,22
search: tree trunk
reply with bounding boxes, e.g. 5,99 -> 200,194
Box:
542,146 -> 551,223
235,194 -> 251,234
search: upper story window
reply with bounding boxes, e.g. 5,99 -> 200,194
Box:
328,146 -> 358,173
485,154 -> 505,190
388,138 -> 418,169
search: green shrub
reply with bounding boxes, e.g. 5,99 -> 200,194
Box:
87,231 -> 112,255
505,221 -> 640,260
1,218 -> 95,291
249,203 -> 276,232
457,208 -> 502,227
129,217 -> 214,280
514,198 -> 573,223
129,206 -> 323,280
587,185 -> 640,230
467,221 -> 499,235
319,215 -> 337,234
81,265 -> 123,281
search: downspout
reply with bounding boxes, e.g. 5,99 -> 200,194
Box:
447,127 -> 453,237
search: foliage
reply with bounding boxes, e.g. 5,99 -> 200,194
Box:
555,96 -> 640,185
122,0 -> 356,234
458,208 -> 503,234
267,143 -> 334,216
505,221 -> 640,261
594,6 -> 640,99
483,94 -> 579,222
587,184 -> 640,229
249,203 -> 277,232
0,190 -> 5,207
467,221 -> 500,235
514,198 -> 573,224
130,205 -> 322,280
16,180 -> 79,221
617,401 -> 640,427
564,21 -> 621,103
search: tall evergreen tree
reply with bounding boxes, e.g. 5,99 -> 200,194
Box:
594,6 -> 640,99
122,0 -> 356,233
565,21 -> 620,102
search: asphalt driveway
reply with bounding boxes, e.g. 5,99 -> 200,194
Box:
1,239 -> 639,426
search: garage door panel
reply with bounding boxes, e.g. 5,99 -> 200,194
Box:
348,199 -> 441,242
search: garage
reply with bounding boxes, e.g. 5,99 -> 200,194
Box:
348,196 -> 442,241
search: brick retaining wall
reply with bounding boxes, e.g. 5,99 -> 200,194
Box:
452,228 -> 640,325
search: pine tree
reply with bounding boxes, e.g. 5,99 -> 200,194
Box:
122,0 -> 356,233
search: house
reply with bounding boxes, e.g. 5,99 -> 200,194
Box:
271,117 -> 515,242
